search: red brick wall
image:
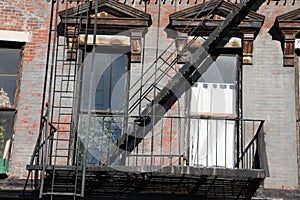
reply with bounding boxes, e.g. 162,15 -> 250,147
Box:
0,0 -> 51,178
1,2 -> 300,194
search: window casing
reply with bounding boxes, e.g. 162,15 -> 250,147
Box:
76,48 -> 130,165
188,54 -> 240,168
0,42 -> 23,174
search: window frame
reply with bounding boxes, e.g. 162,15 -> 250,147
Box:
0,41 -> 24,109
0,41 -> 24,175
73,47 -> 131,166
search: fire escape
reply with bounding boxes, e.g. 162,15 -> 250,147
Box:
25,0 -> 268,199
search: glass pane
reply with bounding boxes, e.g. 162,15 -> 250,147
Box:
77,114 -> 123,166
0,77 -> 17,107
189,55 -> 238,168
191,55 -> 237,115
95,54 -> 127,111
0,48 -> 20,74
0,111 -> 15,159
198,55 -> 237,84
81,52 -> 127,111
77,51 -> 127,166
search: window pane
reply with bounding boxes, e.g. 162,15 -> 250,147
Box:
0,111 -> 15,159
95,54 -> 126,111
81,52 -> 127,111
0,77 -> 17,107
189,55 -> 238,168
191,55 -> 238,115
198,55 -> 237,84
0,48 -> 20,74
77,114 -> 123,165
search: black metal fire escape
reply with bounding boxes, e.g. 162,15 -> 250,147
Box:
109,0 -> 266,162
25,0 -> 267,199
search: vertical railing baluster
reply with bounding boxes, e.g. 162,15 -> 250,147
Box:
236,119 -> 240,168
206,118 -> 208,167
170,118 -> 173,165
215,119 -> 218,167
225,119 -> 227,168
160,117 -> 163,166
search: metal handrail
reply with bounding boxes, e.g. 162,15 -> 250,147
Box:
235,120 -> 265,169
75,113 -> 265,169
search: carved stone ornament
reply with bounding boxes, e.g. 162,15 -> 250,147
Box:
169,0 -> 265,65
58,0 -> 152,63
273,8 -> 300,67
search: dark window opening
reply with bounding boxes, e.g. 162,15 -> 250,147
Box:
0,42 -> 23,176
76,50 -> 129,166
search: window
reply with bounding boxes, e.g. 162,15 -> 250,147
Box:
0,42 -> 23,175
189,55 -> 239,168
0,47 -> 21,107
190,55 -> 237,116
76,48 -> 129,165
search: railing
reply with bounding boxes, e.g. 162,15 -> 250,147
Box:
236,120 -> 265,169
48,0 -> 263,4
24,116 -> 57,191
28,117 -> 57,168
75,114 -> 265,171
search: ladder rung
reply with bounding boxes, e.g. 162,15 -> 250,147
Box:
62,79 -> 75,81
56,130 -> 72,133
42,192 -> 79,196
52,106 -> 73,109
55,148 -> 76,151
51,155 -> 69,158
60,96 -> 74,99
159,56 -> 170,65
59,113 -> 73,116
54,90 -> 74,93
144,97 -> 151,102
56,59 -> 77,62
52,184 -> 77,188
55,148 -> 71,151
55,75 -> 76,78
52,122 -> 72,125
52,104 -> 72,107
158,68 -> 173,78
152,84 -> 162,91
52,138 -> 70,142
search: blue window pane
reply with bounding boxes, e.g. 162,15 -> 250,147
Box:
0,48 -> 20,74
0,77 -> 17,107
81,52 -> 127,111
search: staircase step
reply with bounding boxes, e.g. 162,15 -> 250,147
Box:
42,192 -> 80,196
52,184 -> 77,188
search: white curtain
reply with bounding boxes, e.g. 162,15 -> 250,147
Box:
189,82 -> 235,168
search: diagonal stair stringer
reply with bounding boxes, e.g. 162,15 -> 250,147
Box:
108,0 -> 266,164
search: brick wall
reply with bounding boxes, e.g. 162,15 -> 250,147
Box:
1,1 -> 300,197
126,0 -> 300,192
246,1 -> 300,190
0,0 -> 51,178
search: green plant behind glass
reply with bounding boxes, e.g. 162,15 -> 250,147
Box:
76,115 -> 122,165
0,119 -> 6,158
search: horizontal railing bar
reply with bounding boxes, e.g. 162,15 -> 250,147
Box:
127,154 -> 182,157
75,112 -> 264,122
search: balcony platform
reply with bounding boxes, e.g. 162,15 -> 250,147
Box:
26,164 -> 265,199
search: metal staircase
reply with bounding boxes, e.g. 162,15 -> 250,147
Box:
25,0 -> 266,199
25,0 -> 90,199
109,0 -> 266,161
40,1 -> 87,197
127,0 -> 222,115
